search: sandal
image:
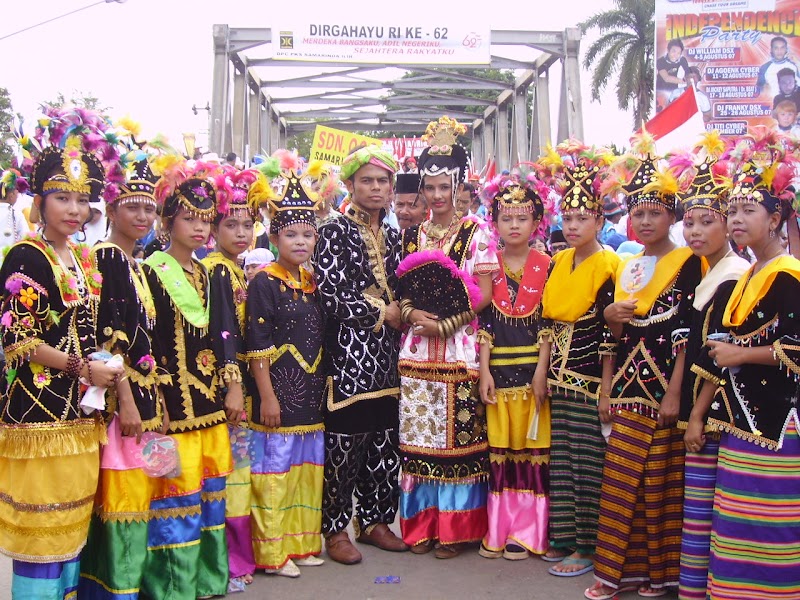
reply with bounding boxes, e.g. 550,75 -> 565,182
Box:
584,582 -> 637,600
478,543 -> 503,559
541,547 -> 573,562
549,556 -> 594,577
502,543 -> 529,561
434,542 -> 465,559
637,586 -> 667,598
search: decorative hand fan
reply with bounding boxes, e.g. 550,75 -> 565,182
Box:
620,255 -> 657,300
396,249 -> 482,319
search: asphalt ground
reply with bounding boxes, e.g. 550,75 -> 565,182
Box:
0,521 -> 673,599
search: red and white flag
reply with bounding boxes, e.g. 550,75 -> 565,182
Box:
643,86 -> 706,154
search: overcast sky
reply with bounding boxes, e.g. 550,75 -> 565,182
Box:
2,0 -> 632,157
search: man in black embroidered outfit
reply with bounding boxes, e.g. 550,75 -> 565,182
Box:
314,146 -> 408,564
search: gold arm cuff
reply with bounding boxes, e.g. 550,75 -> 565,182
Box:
218,363 -> 243,384
774,340 -> 800,377
476,329 -> 494,348
690,363 -> 721,386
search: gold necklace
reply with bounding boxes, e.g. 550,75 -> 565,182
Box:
424,213 -> 461,250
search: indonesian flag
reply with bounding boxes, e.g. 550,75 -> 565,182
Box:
643,86 -> 706,154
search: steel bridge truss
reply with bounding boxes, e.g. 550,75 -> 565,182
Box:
210,24 -> 584,169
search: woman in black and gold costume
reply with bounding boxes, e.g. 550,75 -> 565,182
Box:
0,136 -> 122,598
140,159 -> 232,599
699,147 -> 800,600
78,158 -> 168,598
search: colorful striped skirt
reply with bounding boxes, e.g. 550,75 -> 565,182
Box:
0,421 -> 102,564
399,374 -> 489,547
12,557 -> 81,599
250,425 -> 324,570
548,391 -> 606,555
139,423 -> 232,599
226,425 -> 255,579
400,478 -> 488,546
707,419 -> 800,600
79,417 -> 160,598
483,387 -> 549,554
594,410 -> 684,590
678,439 -> 719,600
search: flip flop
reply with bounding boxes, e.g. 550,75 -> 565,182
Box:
583,582 -> 618,600
584,583 -> 637,600
637,586 -> 667,598
548,556 -> 594,577
541,547 -> 573,562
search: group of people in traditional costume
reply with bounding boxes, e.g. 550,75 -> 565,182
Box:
0,106 -> 798,600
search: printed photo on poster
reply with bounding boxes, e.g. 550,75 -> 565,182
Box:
654,0 -> 800,136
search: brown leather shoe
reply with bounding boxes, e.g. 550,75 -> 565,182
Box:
356,523 -> 409,552
325,531 -> 363,565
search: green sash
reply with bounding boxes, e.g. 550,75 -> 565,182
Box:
144,251 -> 210,328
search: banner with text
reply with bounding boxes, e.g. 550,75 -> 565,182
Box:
380,137 -> 426,161
654,0 -> 800,137
309,126 -> 382,167
274,22 -> 490,64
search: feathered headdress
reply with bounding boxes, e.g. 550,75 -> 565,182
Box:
544,141 -> 610,215
670,132 -> 735,217
152,156 -> 216,221
261,169 -> 322,235
727,127 -> 797,216
16,107 -> 118,202
305,159 -> 340,204
483,176 -> 545,222
603,127 -> 675,212
0,167 -> 29,199
212,166 -> 260,222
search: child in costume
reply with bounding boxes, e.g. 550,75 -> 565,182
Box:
246,161 -> 327,577
699,135 -> 800,600
666,135 -> 749,600
141,159 -> 232,599
203,165 -> 259,591
587,133 -> 703,600
79,154 -> 169,598
397,117 -> 498,558
532,143 -> 620,577
477,176 -> 551,561
0,121 -> 122,598
0,166 -> 30,259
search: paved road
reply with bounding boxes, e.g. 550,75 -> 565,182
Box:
0,524 -> 611,599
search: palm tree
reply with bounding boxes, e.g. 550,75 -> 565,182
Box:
580,0 -> 655,129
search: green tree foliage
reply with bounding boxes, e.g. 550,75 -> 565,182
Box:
286,129 -> 315,158
0,88 -> 15,165
285,69 -> 522,156
373,68 -> 521,145
42,90 -> 110,112
581,0 -> 655,128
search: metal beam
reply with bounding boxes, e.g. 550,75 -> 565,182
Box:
287,121 -> 427,133
411,67 -> 514,88
511,89 -> 529,163
210,24 -> 230,154
496,105 -> 509,170
533,72 -> 552,157
562,26 -> 584,139
215,26 -> 582,151
228,27 -> 271,53
231,68 -> 247,159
